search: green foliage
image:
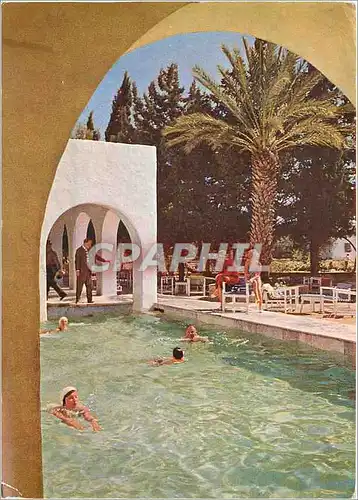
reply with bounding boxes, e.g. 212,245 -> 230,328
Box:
105,71 -> 134,143
273,236 -> 295,258
72,37 -> 355,274
271,259 -> 310,273
271,258 -> 355,273
163,39 -> 351,264
87,111 -> 95,131
71,122 -> 87,139
132,65 -> 251,246
277,130 -> 355,273
71,112 -> 100,140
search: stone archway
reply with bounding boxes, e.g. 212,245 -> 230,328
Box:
39,140 -> 157,322
2,3 -> 356,497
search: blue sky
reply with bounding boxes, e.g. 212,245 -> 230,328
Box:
77,32 -> 255,135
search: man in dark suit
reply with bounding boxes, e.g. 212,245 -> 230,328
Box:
75,238 -> 93,304
46,240 -> 67,300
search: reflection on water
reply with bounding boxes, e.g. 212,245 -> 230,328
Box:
41,313 -> 355,498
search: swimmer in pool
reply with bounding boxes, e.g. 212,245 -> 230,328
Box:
149,347 -> 185,366
49,386 -> 101,432
40,316 -> 69,335
180,324 -> 209,343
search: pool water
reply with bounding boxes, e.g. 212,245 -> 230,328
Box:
41,313 -> 356,498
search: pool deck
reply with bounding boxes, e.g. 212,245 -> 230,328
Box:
47,291 -> 356,361
155,296 -> 356,362
47,291 -> 132,318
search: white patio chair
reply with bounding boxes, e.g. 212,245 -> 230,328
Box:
320,286 -> 356,317
263,285 -> 300,313
159,276 -> 175,295
186,275 -> 216,296
186,275 -> 205,296
222,280 -> 251,313
333,287 -> 356,317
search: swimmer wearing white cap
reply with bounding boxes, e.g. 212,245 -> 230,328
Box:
40,316 -> 69,335
49,386 -> 101,432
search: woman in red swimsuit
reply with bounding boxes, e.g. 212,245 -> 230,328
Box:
211,248 -> 242,304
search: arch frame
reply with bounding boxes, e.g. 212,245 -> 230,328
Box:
2,3 -> 356,497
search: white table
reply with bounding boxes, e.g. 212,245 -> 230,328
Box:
299,294 -> 325,313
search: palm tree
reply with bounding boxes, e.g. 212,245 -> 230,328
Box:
163,39 -> 351,265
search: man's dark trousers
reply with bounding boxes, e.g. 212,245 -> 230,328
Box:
76,274 -> 92,303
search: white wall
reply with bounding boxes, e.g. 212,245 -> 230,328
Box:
40,139 -> 157,321
329,236 -> 356,260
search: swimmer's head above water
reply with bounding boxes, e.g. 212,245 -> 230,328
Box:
173,347 -> 184,361
149,347 -> 185,366
58,316 -> 69,331
61,386 -> 78,408
182,325 -> 209,343
185,324 -> 197,338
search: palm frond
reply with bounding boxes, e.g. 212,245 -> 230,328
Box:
279,99 -> 340,121
193,66 -> 254,131
276,119 -> 346,151
217,68 -> 260,130
163,113 -> 255,154
164,39 -> 348,160
289,70 -> 324,103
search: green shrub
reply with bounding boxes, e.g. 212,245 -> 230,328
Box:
271,258 -> 355,273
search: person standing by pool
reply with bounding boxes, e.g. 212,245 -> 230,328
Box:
149,347 -> 185,366
244,244 -> 263,312
46,240 -> 67,301
40,316 -> 69,335
211,247 -> 242,305
181,324 -> 209,343
75,238 -> 94,304
49,386 -> 101,432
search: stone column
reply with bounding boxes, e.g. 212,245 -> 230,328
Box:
132,240 -> 158,311
71,211 -> 91,292
96,210 -> 119,297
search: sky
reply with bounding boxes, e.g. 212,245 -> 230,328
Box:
77,32 -> 255,136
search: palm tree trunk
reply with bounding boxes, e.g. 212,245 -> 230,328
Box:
250,151 -> 279,266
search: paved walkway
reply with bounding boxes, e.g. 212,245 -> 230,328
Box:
157,296 -> 356,342
47,289 -> 132,306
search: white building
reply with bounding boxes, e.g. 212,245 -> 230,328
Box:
322,236 -> 356,260
40,139 -> 158,321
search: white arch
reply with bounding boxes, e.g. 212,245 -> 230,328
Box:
40,139 -> 157,321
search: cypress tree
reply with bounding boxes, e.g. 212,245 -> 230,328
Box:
105,71 -> 134,143
86,111 -> 95,132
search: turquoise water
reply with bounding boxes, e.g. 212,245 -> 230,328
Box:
41,313 -> 356,498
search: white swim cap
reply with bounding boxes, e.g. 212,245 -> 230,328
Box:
60,386 -> 77,404
58,316 -> 68,325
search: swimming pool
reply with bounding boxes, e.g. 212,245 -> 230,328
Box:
41,313 -> 355,498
